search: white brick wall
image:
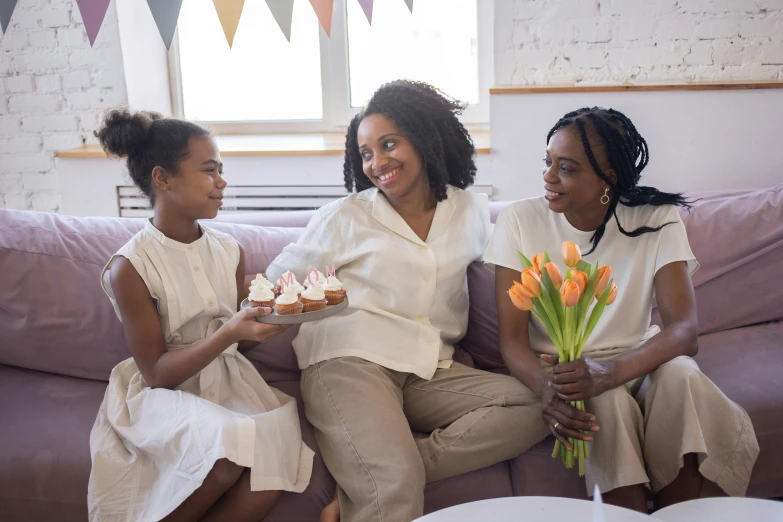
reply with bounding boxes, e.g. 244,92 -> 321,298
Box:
495,0 -> 783,85
0,0 -> 127,212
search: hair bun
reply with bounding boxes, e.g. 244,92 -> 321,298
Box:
95,108 -> 163,158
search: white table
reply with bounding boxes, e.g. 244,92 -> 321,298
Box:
414,496 -> 657,522
654,497 -> 783,521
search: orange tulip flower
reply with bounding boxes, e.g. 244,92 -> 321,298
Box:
594,265 -> 612,297
531,253 -> 545,275
562,241 -> 582,268
560,280 -> 580,307
605,283 -> 618,305
508,284 -> 534,311
570,269 -> 588,295
519,268 -> 542,298
543,262 -> 563,290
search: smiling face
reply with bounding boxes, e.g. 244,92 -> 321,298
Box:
154,136 -> 227,220
543,124 -> 615,220
356,113 -> 430,203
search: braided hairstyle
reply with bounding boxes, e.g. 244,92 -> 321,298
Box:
343,80 -> 476,201
95,108 -> 210,204
547,107 -> 691,254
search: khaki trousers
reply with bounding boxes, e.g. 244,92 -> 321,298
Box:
584,356 -> 759,497
300,357 -> 550,522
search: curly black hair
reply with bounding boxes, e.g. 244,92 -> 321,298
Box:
343,80 -> 477,202
547,107 -> 691,254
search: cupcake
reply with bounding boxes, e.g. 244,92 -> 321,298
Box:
304,269 -> 327,288
248,284 -> 275,308
300,282 -> 328,312
323,275 -> 346,305
250,274 -> 278,297
274,285 -> 303,315
278,271 -> 304,296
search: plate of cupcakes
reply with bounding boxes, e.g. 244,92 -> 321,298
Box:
240,270 -> 348,325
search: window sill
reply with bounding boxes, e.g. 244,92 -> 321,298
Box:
55,131 -> 491,159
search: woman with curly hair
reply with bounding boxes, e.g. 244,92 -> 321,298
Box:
266,80 -> 548,522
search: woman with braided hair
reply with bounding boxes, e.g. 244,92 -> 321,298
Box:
266,80 -> 549,522
486,107 -> 759,512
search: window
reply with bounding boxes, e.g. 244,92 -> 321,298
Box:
171,0 -> 492,132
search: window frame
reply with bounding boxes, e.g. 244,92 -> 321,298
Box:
168,0 -> 492,133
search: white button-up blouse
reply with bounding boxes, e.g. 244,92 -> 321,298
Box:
267,185 -> 491,380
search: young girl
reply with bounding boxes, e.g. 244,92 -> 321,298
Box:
486,107 -> 759,512
88,109 -> 313,522
267,80 -> 549,522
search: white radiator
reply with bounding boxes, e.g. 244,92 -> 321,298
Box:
117,185 -> 494,217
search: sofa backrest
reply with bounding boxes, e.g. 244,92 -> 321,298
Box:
458,183 -> 783,370
1,183 -> 781,380
0,211 -> 304,382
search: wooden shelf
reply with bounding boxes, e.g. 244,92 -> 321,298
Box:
56,131 -> 491,158
490,80 -> 783,95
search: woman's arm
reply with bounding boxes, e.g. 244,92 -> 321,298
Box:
550,261 -> 699,401
112,257 -> 285,389
496,265 -> 596,449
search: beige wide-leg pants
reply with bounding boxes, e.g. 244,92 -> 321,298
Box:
300,357 -> 550,522
584,356 -> 759,497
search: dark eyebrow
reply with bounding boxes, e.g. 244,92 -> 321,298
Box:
559,156 -> 581,165
201,159 -> 222,167
377,133 -> 403,142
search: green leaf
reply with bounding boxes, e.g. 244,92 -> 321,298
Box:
539,265 -> 565,337
543,250 -> 551,264
535,292 -> 563,350
516,251 -> 533,269
576,260 -> 592,273
577,277 -> 613,357
531,306 -> 560,349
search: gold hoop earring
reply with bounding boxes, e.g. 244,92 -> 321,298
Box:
600,188 -> 610,205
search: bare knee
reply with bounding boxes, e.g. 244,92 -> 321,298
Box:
207,458 -> 244,490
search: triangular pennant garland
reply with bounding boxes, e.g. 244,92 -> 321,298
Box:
0,0 -> 18,34
213,0 -> 245,48
146,0 -> 185,49
404,0 -> 413,13
265,0 -> 294,42
74,0 -> 112,46
309,0 -> 334,37
358,0 -> 373,24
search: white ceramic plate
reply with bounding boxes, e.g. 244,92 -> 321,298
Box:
240,297 -> 349,324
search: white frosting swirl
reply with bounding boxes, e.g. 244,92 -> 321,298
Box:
300,282 -> 326,301
250,274 -> 275,290
323,275 -> 344,292
279,271 -> 304,294
304,270 -> 327,287
275,285 -> 299,306
249,284 -> 274,303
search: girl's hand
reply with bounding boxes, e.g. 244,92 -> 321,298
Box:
544,354 -> 616,402
223,306 -> 290,344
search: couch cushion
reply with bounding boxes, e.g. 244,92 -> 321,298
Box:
0,364 -> 515,522
693,321 -> 783,499
0,365 -> 334,522
510,438 -> 588,499
465,184 -> 783,371
0,209 -> 304,381
0,365 -> 103,522
653,183 -> 783,334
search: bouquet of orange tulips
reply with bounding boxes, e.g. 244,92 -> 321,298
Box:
508,241 -> 617,476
